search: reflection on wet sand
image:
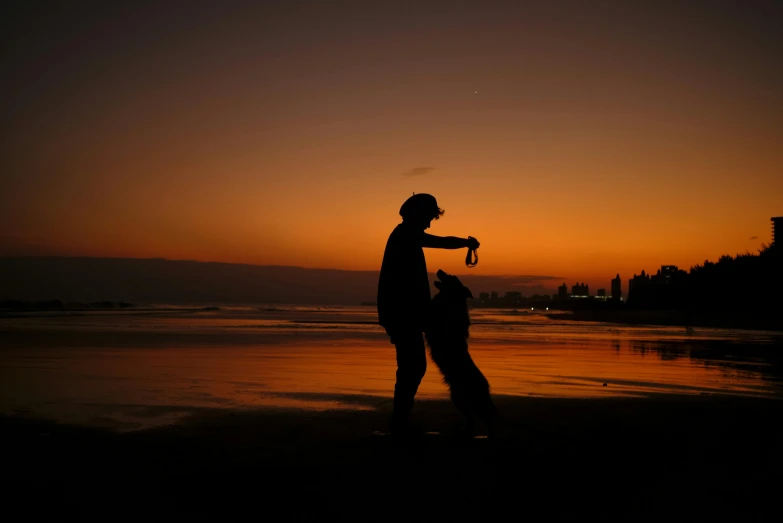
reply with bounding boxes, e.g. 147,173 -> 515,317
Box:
629,338 -> 783,387
0,306 -> 781,429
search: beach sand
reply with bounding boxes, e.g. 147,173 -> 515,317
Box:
2,309 -> 781,520
3,394 -> 781,522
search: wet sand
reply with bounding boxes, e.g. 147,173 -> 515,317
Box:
2,308 -> 781,520
3,394 -> 781,522
2,307 -> 782,432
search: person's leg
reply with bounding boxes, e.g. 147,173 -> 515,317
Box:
390,330 -> 427,432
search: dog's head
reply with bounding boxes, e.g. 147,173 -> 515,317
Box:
433,269 -> 473,301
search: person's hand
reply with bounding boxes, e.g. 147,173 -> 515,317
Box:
467,237 -> 480,250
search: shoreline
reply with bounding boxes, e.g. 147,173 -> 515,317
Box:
546,309 -> 783,332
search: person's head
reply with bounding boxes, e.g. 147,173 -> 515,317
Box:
399,193 -> 444,230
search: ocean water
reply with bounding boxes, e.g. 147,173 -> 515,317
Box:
1,305 -> 781,430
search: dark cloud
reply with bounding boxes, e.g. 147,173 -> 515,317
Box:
451,274 -> 564,286
0,257 -> 568,305
402,166 -> 436,177
749,236 -> 759,240
510,275 -> 566,284
453,274 -> 565,295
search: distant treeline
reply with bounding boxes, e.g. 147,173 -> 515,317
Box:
627,244 -> 782,311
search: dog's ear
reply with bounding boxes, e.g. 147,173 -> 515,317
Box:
465,287 -> 473,299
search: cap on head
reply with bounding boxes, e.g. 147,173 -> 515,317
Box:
399,193 -> 444,221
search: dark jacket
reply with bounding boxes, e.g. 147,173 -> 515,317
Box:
377,222 -> 431,333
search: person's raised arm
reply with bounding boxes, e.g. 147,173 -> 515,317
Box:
421,233 -> 479,250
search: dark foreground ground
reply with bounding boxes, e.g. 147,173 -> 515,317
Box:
2,395 -> 782,522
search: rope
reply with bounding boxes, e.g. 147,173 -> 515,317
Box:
465,236 -> 478,268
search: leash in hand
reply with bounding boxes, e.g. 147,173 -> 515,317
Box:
465,236 -> 479,268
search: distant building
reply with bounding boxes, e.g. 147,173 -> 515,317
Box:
611,274 -> 621,301
658,265 -> 678,283
629,270 -> 650,296
628,266 -> 687,307
773,216 -> 782,246
478,292 -> 490,304
504,291 -> 523,303
491,291 -> 499,302
558,283 -> 568,301
597,288 -> 606,297
571,282 -> 589,298
649,265 -> 685,287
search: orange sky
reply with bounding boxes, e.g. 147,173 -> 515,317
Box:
2,1 -> 781,293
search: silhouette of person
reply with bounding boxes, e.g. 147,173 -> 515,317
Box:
377,194 -> 480,436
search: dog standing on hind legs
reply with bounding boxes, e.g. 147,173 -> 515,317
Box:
425,270 -> 496,439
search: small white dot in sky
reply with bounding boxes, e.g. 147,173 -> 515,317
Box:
474,90 -> 478,94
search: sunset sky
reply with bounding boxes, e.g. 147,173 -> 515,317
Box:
2,0 -> 781,293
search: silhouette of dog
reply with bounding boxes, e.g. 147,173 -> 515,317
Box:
425,269 -> 496,438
